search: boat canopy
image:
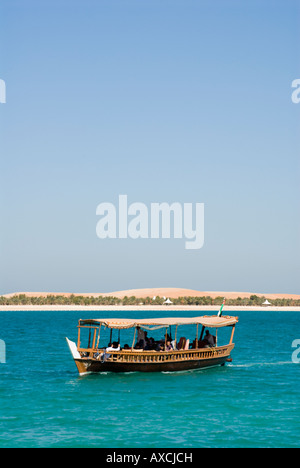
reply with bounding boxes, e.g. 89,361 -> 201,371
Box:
79,315 -> 238,330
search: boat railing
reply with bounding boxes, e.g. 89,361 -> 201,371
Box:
78,343 -> 234,363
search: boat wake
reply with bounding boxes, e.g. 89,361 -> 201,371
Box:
228,361 -> 294,368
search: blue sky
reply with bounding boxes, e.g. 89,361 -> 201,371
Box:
0,0 -> 299,295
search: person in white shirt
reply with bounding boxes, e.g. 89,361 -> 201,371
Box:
101,342 -> 120,361
106,342 -> 120,352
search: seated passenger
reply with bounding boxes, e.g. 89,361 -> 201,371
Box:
197,339 -> 206,349
177,337 -> 186,350
145,337 -> 155,350
135,339 -> 145,349
165,340 -> 173,351
137,327 -> 146,348
100,342 -> 120,362
156,343 -> 165,352
192,339 -> 199,349
106,342 -> 120,352
144,336 -> 150,350
203,330 -> 216,347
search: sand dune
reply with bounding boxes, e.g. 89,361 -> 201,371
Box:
3,288 -> 300,300
102,288 -> 300,300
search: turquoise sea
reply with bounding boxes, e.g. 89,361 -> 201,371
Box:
0,310 -> 299,448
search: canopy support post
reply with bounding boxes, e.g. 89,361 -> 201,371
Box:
131,327 -> 137,351
77,325 -> 81,349
229,325 -> 236,344
92,328 -> 97,350
96,324 -> 101,349
88,329 -> 91,348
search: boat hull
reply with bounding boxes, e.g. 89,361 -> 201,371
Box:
73,354 -> 230,375
66,337 -> 235,376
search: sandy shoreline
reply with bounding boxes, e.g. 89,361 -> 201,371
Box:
1,305 -> 300,312
2,288 -> 300,312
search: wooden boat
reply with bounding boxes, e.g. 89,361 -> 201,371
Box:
66,315 -> 238,376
